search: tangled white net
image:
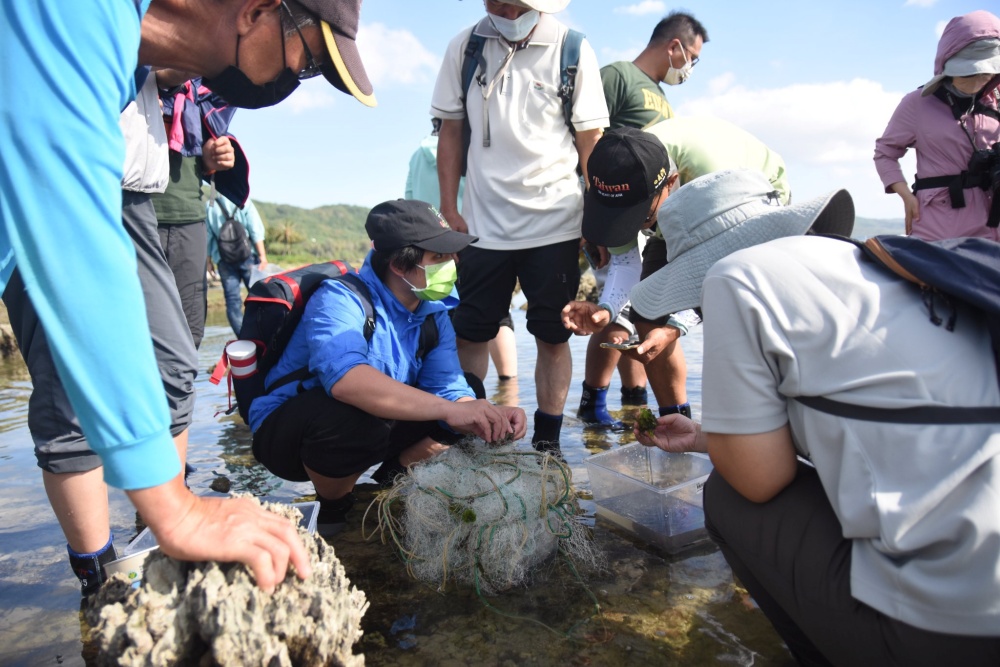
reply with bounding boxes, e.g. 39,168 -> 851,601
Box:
370,440 -> 601,596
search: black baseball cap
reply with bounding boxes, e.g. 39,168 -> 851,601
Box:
582,127 -> 671,248
297,0 -> 377,107
366,200 -> 478,253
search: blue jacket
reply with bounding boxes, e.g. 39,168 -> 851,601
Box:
0,0 -> 179,490
248,254 -> 474,431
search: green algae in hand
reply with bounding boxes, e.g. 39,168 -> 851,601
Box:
637,408 -> 657,436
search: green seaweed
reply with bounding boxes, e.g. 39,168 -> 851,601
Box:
637,408 -> 658,435
448,501 -> 477,524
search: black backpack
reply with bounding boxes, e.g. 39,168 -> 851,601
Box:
795,235 -> 1000,424
209,261 -> 438,424
214,198 -> 253,265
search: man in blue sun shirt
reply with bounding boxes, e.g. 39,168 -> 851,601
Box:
0,0 -> 376,593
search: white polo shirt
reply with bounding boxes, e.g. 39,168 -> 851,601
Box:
702,236 -> 1000,637
431,14 -> 609,250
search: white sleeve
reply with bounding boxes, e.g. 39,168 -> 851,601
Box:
700,265 -> 791,436
570,38 -> 610,132
599,244 -> 641,314
430,28 -> 473,121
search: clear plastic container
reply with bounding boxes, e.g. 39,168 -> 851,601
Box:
584,444 -> 714,553
111,500 -> 320,582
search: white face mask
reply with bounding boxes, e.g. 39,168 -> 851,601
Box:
663,44 -> 694,85
488,8 -> 539,43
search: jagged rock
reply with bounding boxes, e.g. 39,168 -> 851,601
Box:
576,270 -> 599,303
209,477 -> 232,494
86,500 -> 368,667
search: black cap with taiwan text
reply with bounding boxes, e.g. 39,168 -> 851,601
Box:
582,127 -> 671,248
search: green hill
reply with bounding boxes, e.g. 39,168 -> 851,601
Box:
251,199 -> 905,265
254,201 -> 371,266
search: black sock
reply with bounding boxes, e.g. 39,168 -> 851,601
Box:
68,535 -> 116,595
532,409 -> 563,450
658,402 -> 692,418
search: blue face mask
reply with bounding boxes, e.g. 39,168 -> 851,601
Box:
488,9 -> 539,43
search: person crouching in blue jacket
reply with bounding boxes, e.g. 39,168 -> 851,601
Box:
250,200 -> 527,535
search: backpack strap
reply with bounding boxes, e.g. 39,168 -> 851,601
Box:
794,394 -> 1000,424
214,196 -> 233,219
558,29 -> 584,134
336,273 -> 377,340
795,234 -> 1000,423
460,30 -> 488,177
264,273 -> 377,394
415,314 -> 439,361
461,31 -> 488,101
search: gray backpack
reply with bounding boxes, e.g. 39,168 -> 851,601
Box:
214,198 -> 253,265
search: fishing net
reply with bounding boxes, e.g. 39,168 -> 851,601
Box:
370,440 -> 601,596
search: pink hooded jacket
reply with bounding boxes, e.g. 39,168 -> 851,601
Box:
873,11 -> 1000,241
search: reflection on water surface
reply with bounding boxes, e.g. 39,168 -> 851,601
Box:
0,307 -> 790,666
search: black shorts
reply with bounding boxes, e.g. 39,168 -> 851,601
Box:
252,387 -> 464,482
452,240 -> 580,345
631,235 -> 669,326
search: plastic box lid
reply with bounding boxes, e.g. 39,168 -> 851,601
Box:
584,444 -> 713,553
121,500 -> 320,557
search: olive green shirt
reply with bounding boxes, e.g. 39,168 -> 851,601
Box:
601,61 -> 673,130
150,152 -> 206,223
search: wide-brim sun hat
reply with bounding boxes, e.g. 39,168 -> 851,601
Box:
299,0 -> 377,107
629,169 -> 855,320
922,37 -> 1000,97
500,0 -> 571,12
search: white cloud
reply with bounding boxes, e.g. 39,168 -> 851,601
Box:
707,72 -> 736,96
601,45 -> 643,64
935,19 -> 948,38
676,77 -> 915,218
284,84 -> 337,114
614,1 -> 666,17
356,23 -> 440,86
904,0 -> 938,6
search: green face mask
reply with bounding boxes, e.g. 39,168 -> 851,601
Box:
407,259 -> 458,301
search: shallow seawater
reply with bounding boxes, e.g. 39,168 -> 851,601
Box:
0,305 -> 792,666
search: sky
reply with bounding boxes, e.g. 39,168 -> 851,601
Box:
226,0 -> 990,220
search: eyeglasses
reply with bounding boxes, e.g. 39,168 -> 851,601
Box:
280,1 -> 323,80
673,39 -> 699,68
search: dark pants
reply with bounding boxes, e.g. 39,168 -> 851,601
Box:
631,235 -> 669,325
3,191 -> 197,473
157,220 -> 208,348
704,464 -> 1000,666
252,387 -> 464,483
217,255 -> 254,336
